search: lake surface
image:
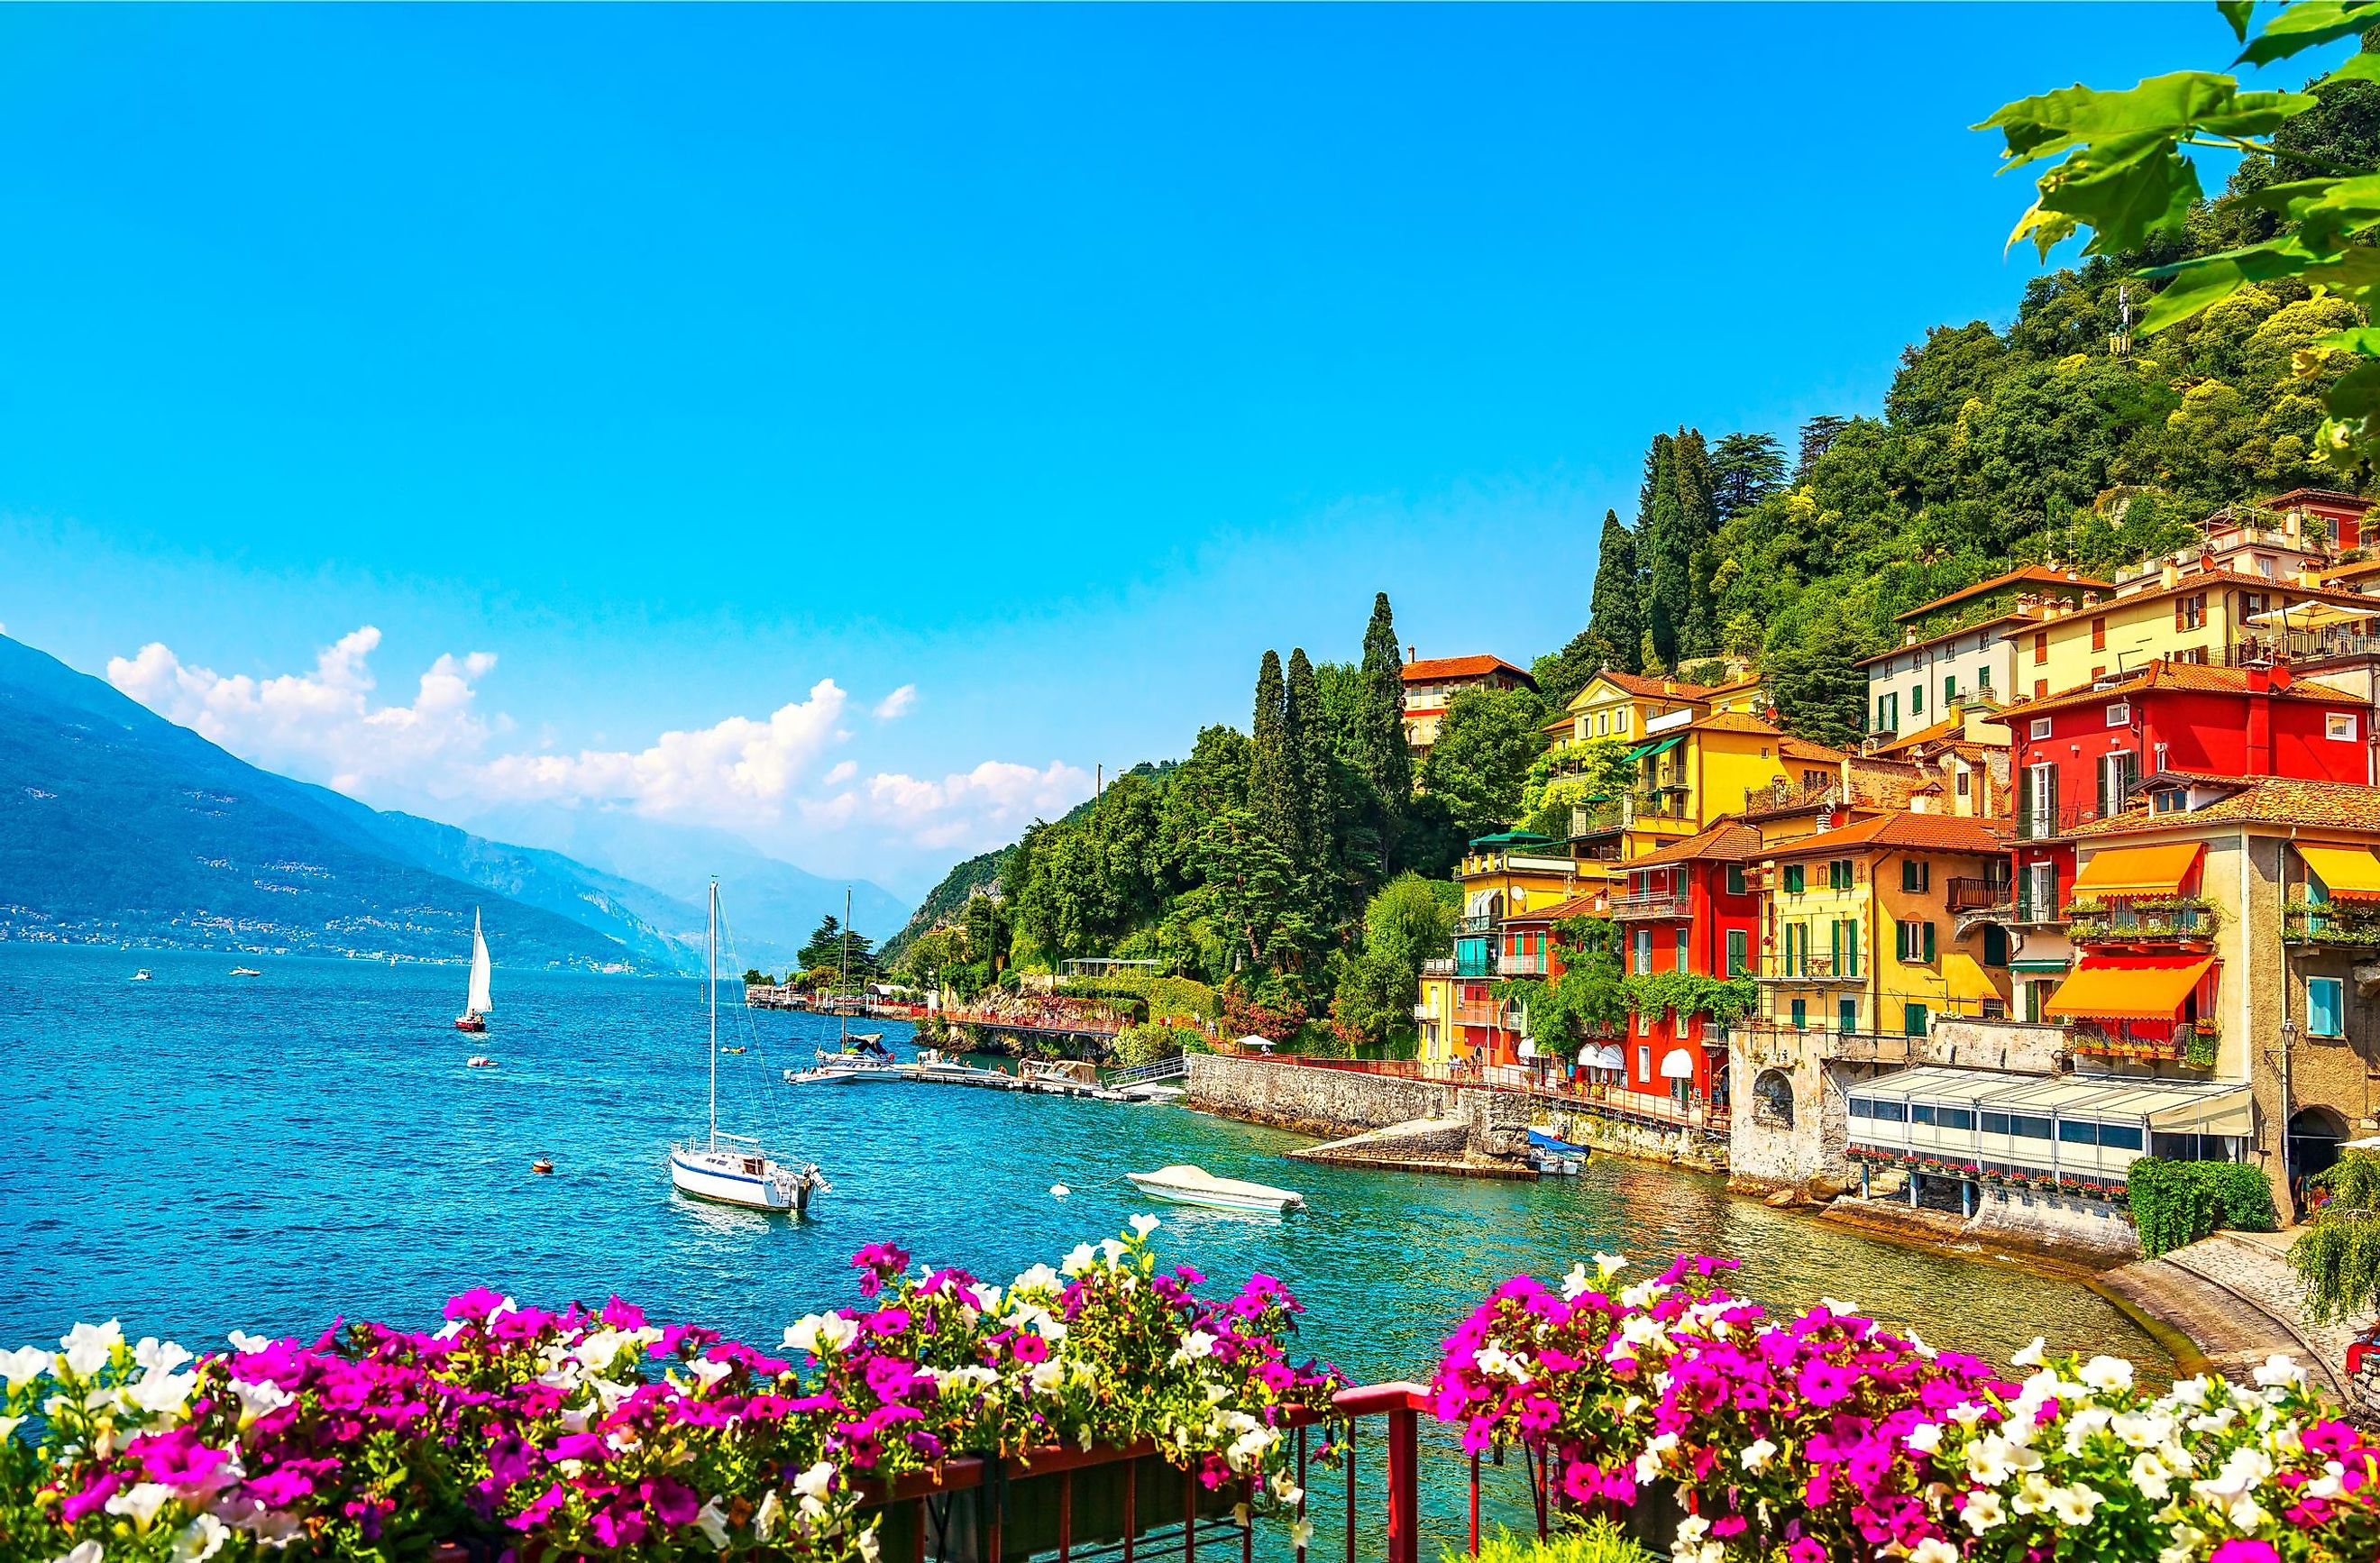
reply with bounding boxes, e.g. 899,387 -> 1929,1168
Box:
0,943 -> 2167,1547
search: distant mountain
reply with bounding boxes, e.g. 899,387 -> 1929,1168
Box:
458,805 -> 910,969
0,634 -> 691,971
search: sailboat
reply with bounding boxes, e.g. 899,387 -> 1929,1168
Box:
454,909 -> 492,1033
668,881 -> 828,1215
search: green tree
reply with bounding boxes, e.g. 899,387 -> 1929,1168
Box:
1581,507 -> 1643,682
1795,415 -> 1851,480
798,915 -> 844,973
1327,872 -> 1460,1047
1709,432 -> 1788,522
1357,591 -> 1414,825
1506,916 -> 1629,1062
1418,684 -> 1550,838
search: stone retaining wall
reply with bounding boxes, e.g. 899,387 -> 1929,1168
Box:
1185,1054 -> 1455,1138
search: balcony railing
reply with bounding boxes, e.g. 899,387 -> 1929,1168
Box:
2222,628 -> 2380,668
1498,952 -> 1548,976
2069,1019 -> 2220,1069
2064,895 -> 2220,945
1945,876 -> 2009,914
1454,914 -> 1497,936
2284,898 -> 2380,947
1609,890 -> 1691,920
1755,952 -> 1863,983
1730,1020 -> 1915,1064
1452,1001 -> 1507,1027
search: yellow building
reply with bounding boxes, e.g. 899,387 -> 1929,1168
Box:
1753,810 -> 2015,1037
2013,495 -> 2380,703
1561,712 -> 1813,876
1544,670 -> 1713,754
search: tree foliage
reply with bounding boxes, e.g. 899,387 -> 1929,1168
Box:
1418,684 -> 1549,839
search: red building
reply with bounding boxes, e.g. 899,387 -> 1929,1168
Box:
1602,820 -> 1762,1111
2006,660 -> 2370,924
1398,653 -> 1537,758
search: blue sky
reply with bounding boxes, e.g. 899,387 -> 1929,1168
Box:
0,4 -> 2315,897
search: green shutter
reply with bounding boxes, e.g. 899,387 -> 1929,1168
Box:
1923,922 -> 1936,963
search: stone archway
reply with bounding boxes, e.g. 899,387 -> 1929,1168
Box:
1753,1067 -> 1796,1129
2289,1105 -> 2351,1202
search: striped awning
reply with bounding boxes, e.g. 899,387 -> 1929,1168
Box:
2297,845 -> 2380,902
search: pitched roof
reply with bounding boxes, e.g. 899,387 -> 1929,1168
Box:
1999,659 -> 2361,720
1858,608 -> 2046,666
1867,713 -> 1970,753
1896,565 -> 2114,625
2066,571 -> 2380,622
1765,809 -> 2011,860
1506,891 -> 1607,924
1588,670 -> 1714,701
1779,736 -> 1852,765
1627,820 -> 1764,867
2263,488 -> 2374,512
1402,654 -> 1535,687
2073,776 -> 2380,838
1687,711 -> 1784,736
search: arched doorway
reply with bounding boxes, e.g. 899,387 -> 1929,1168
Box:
1753,1068 -> 1795,1129
2288,1105 -> 2351,1210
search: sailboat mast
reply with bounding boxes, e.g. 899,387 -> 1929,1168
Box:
708,880 -> 719,1147
839,886 -> 850,1046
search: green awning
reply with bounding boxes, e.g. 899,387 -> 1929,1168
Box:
2009,957 -> 2073,973
1623,734 -> 1686,764
1619,739 -> 1660,763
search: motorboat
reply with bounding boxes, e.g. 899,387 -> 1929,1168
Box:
1125,1164 -> 1304,1213
229,967 -> 262,978
467,1056 -> 496,1068
454,909 -> 492,1032
668,881 -> 829,1216
130,969 -> 151,983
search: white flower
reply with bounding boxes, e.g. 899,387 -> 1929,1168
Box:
968,1284 -> 1005,1313
1909,1541 -> 1959,1563
2047,1485 -> 2102,1526
686,1358 -> 732,1388
693,1498 -> 731,1549
1740,1437 -> 1778,1472
783,1314 -> 858,1356
2251,1354 -> 2307,1389
1270,1472 -> 1303,1504
60,1321 -> 124,1378
1179,1330 -> 1216,1360
1012,1264 -> 1060,1293
793,1461 -> 836,1503
574,1330 -> 631,1373
228,1378 -> 293,1422
2009,1473 -> 2055,1517
0,1347 -> 53,1390
133,1339 -> 193,1378
2079,1356 -> 2134,1393
1129,1213 -> 1161,1239
2009,1337 -> 2046,1368
167,1513 -> 229,1563
1593,1252 -> 1627,1279
51,1544 -> 103,1563
105,1482 -> 174,1531
126,1370 -> 199,1419
1060,1244 -> 1098,1277
754,1489 -> 785,1542
1561,1264 -> 1590,1301
2130,1451 -> 2173,1501
1965,1434 -> 2039,1486
1960,1490 -> 2004,1535
1290,1518 -> 1315,1550
856,1527 -> 882,1563
1818,1296 -> 1861,1316
1099,1237 -> 1127,1265
1946,1400 -> 1988,1429
226,1330 -> 270,1354
1905,1421 -> 1941,1455
1029,1360 -> 1065,1395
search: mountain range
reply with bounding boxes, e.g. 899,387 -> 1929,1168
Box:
0,634 -> 907,973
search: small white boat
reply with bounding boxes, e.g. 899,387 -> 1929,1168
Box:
467,1055 -> 497,1068
229,967 -> 262,977
1125,1164 -> 1304,1213
130,969 -> 151,983
783,1065 -> 859,1086
1119,1082 -> 1185,1103
455,909 -> 492,1032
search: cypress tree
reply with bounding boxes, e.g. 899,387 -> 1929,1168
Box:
1640,433 -> 1687,672
1285,648 -> 1327,881
1358,592 -> 1412,810
1584,510 -> 1642,678
1250,649 -> 1292,860
1672,428 -> 1721,658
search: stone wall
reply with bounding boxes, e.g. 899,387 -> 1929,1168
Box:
1921,1018 -> 2067,1074
1185,1055 -> 1455,1138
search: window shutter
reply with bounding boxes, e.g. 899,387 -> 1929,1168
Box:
1830,919 -> 1843,972
2098,759 -> 2111,819
1923,922 -> 1936,963
2174,598 -> 2185,631
2046,765 -> 2059,831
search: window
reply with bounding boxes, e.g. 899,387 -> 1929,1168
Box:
2155,789 -> 2185,814
1896,920 -> 1937,963
1674,925 -> 1689,969
1616,709 -> 1629,733
1977,665 -> 1991,690
1636,1045 -> 1651,1079
2099,1122 -> 2145,1151
1956,770 -> 1971,798
1852,1098 -> 1909,1123
2009,1114 -> 2054,1139
1837,997 -> 1858,1033
1911,1103 -> 1937,1126
1911,684 -> 1924,717
1829,859 -> 1854,891
2059,1119 -> 2099,1146
2033,631 -> 2048,665
1633,928 -> 1652,975
2175,645 -> 2209,666
1637,1009 -> 1651,1036
1944,674 -> 1957,706
1782,864 -> 1806,894
2153,741 -> 2170,773
2030,717 -> 2053,740
2092,666 -> 2107,681
1833,919 -> 1861,977
1904,1003 -> 1929,1037
2035,679 -> 2049,699
2091,616 -> 2107,652
2099,751 -> 2139,818
1595,713 -> 1608,736
2310,976 -> 2346,1037
1726,864 -> 1746,896
1900,859 -> 1931,892
2256,554 -> 2275,579
2106,701 -> 2131,727
2329,712 -> 2357,742
1936,1107 -> 1976,1131
1726,929 -> 1749,976
1790,997 -> 1808,1028
1981,1111 -> 2012,1135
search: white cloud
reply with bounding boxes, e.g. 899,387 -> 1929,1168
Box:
107,626 -> 501,795
822,760 -> 858,786
852,760 -> 1093,851
477,679 -> 850,818
872,684 -> 917,721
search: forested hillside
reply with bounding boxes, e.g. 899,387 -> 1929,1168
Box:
891,58 -> 2380,1049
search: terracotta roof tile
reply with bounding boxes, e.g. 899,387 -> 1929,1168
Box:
1687,711 -> 1784,736
2074,776 -> 2380,837
1765,809 -> 2011,860
1590,670 -> 1715,700
2000,660 -> 2361,719
1402,654 -> 1536,686
1895,565 -> 2114,625
1627,821 -> 1764,867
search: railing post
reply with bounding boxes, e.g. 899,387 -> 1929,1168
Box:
1384,1404 -> 1418,1563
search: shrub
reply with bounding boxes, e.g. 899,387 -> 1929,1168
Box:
1455,1521 -> 1655,1563
1146,975 -> 1218,1022
2126,1156 -> 2278,1257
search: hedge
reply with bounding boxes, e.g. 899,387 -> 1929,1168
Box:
2126,1156 -> 2277,1258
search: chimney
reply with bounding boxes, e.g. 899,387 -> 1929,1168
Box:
1406,645 -> 1415,663
2082,591 -> 2101,608
2161,562 -> 2180,590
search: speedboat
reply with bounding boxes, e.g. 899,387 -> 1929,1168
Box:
229,967 -> 262,978
467,1056 -> 497,1068
1125,1164 -> 1304,1213
130,969 -> 151,983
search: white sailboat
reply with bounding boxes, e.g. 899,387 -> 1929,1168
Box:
668,881 -> 828,1215
454,909 -> 492,1033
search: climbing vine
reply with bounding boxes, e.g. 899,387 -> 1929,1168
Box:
2289,1148 -> 2380,1323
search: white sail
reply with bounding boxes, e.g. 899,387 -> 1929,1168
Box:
466,909 -> 493,1014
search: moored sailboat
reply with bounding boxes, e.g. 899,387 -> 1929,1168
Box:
454,909 -> 492,1033
668,881 -> 828,1215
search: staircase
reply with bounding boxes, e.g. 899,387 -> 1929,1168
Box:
1103,1053 -> 1187,1086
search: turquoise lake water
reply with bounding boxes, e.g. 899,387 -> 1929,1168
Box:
0,942 -> 2169,1547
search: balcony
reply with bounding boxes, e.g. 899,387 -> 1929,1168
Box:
2070,1019 -> 2220,1069
1452,1001 -> 1507,1027
1454,914 -> 1497,936
2284,897 -> 2380,947
1945,876 -> 2009,914
1420,957 -> 1454,978
1498,951 -> 1548,976
1609,890 -> 1691,920
2064,895 -> 2220,946
1754,952 -> 1863,984
2222,628 -> 2380,669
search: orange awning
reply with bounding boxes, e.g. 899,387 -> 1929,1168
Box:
2071,842 -> 2204,899
2044,954 -> 2216,1024
2297,845 -> 2380,902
